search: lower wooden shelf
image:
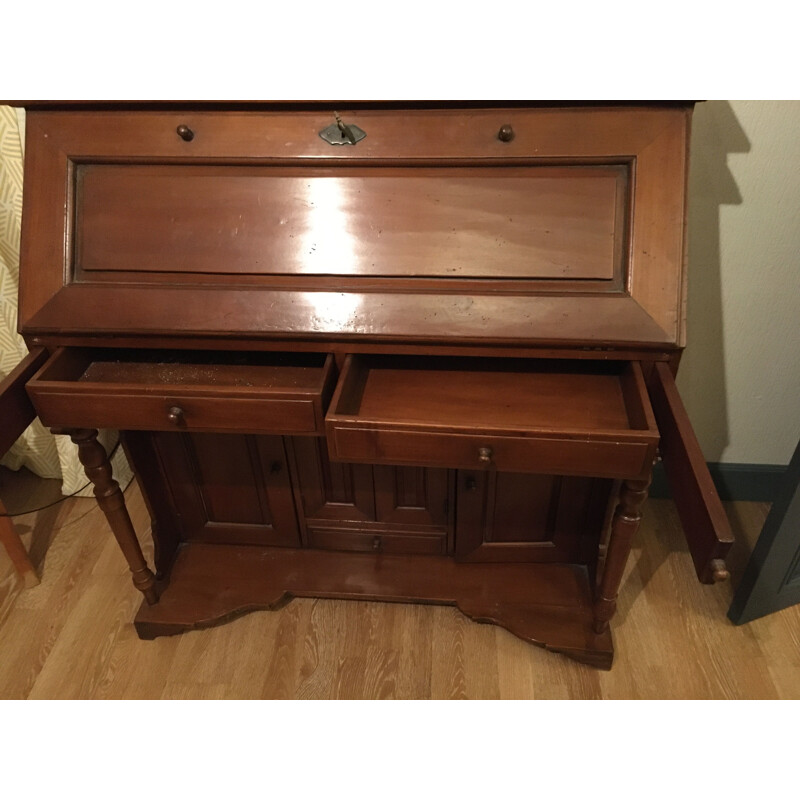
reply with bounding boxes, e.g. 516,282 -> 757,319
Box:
134,543 -> 614,669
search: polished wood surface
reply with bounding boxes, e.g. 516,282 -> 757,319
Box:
0,474 -> 791,698
147,433 -> 302,548
133,542 -> 613,669
63,429 -> 158,605
20,106 -> 689,345
593,477 -> 651,633
333,356 -> 652,432
455,472 -> 612,564
76,164 -> 623,281
326,356 -> 658,478
26,286 -> 676,347
648,362 -> 734,582
28,348 -> 336,434
13,101 -> 732,670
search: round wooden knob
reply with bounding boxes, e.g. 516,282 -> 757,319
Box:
176,124 -> 195,142
167,406 -> 184,425
498,124 -> 515,142
478,446 -> 493,464
710,559 -> 730,583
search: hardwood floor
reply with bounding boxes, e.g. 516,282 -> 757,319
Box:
0,466 -> 797,699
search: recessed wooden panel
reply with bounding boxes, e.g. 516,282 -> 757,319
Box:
290,436 -> 375,524
186,434 -> 267,526
148,432 -> 301,547
373,465 -> 449,528
455,471 -> 612,563
75,165 -> 623,281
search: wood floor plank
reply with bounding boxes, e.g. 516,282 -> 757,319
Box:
0,473 -> 798,700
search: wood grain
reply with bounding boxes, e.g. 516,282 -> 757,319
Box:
28,348 -> 336,435
19,105 -> 688,345
0,473 -> 796,698
75,164 -> 622,281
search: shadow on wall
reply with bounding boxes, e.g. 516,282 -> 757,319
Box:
678,101 -> 750,462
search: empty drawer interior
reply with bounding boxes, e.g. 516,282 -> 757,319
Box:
327,355 -> 657,439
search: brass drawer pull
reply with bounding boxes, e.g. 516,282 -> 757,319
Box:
176,124 -> 194,142
478,446 -> 493,464
167,406 -> 185,425
497,124 -> 515,142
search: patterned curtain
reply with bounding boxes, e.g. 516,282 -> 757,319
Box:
0,106 -> 131,495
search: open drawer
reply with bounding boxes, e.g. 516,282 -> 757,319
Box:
27,348 -> 337,435
326,355 -> 660,480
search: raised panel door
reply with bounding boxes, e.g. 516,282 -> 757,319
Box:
150,432 -> 301,547
289,436 -> 376,528
373,465 -> 451,532
455,470 -> 613,563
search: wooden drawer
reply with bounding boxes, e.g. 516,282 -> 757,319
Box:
326,355 -> 659,480
307,527 -> 447,556
27,348 -> 336,435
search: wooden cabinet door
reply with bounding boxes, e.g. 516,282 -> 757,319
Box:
150,432 -> 301,547
455,470 -> 612,563
289,436 -> 376,526
648,363 -> 734,583
289,440 -> 452,550
373,466 -> 450,531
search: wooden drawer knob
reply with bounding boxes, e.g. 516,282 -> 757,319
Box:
167,406 -> 185,425
478,446 -> 493,464
176,124 -> 195,142
498,124 -> 515,142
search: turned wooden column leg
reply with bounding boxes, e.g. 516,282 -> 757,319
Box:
0,499 -> 39,589
592,477 -> 651,635
66,429 -> 158,605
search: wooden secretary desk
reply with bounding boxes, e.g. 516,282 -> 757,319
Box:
4,101 -> 734,668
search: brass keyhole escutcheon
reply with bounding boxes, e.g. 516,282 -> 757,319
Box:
319,112 -> 367,146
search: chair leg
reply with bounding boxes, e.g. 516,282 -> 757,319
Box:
0,498 -> 39,588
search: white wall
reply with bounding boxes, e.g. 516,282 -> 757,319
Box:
678,101 -> 800,466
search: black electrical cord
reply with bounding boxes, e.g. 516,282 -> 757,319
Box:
0,438 -> 123,518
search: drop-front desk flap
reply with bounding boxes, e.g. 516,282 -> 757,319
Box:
11,102 -> 733,670
20,104 -> 689,348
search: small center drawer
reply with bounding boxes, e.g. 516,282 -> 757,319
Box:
307,527 -> 447,556
27,348 -> 336,435
325,355 -> 660,480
